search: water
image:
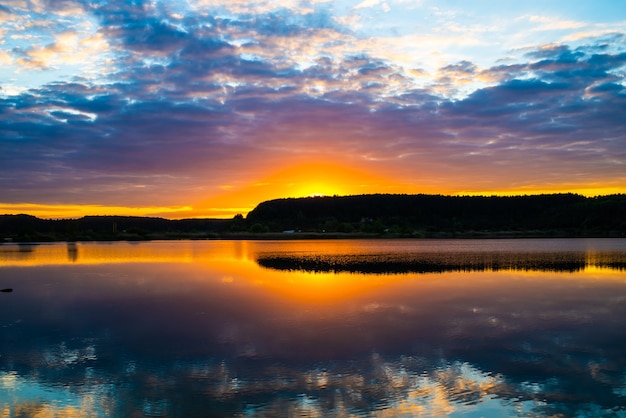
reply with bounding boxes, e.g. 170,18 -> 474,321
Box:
1,239 -> 625,417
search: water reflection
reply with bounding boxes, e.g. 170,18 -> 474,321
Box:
67,242 -> 78,262
1,239 -> 625,417
254,239 -> 626,274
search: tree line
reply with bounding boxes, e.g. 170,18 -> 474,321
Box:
245,193 -> 626,236
1,193 -> 625,241
0,215 -> 230,242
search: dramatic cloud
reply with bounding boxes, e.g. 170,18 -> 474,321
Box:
1,0 -> 625,217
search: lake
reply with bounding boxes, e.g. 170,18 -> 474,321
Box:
1,239 -> 625,417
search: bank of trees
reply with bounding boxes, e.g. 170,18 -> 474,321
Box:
1,194 -> 625,241
245,193 -> 626,236
0,215 -> 230,241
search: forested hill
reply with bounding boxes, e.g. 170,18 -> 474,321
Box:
245,193 -> 626,236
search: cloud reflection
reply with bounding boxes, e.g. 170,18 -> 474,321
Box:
3,347 -> 621,417
1,240 -> 626,416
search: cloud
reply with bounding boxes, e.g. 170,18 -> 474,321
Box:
561,27 -> 626,43
0,2 -> 625,212
0,5 -> 13,24
0,49 -> 13,65
191,0 -> 313,15
0,1 -> 28,10
524,15 -> 586,32
43,0 -> 86,16
354,0 -> 390,12
14,31 -> 109,70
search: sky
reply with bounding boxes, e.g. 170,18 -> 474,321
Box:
1,0 -> 625,219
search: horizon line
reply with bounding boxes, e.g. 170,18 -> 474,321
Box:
1,191 -> 624,221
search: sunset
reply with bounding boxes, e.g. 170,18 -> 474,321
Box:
2,3 -> 626,414
1,1 -> 625,218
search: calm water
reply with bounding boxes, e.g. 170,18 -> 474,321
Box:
1,239 -> 625,417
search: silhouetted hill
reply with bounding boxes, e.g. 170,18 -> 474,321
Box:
246,193 -> 626,236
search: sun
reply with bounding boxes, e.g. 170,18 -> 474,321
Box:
191,160 -> 407,218
265,162 -> 379,198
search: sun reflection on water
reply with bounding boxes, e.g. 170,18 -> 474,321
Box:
1,239 -> 626,416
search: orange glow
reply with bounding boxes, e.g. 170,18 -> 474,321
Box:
259,161 -> 401,197
3,241 -> 624,305
191,161 -> 412,218
251,270 -> 410,303
0,203 -> 193,220
0,161 -> 623,219
0,241 -> 407,302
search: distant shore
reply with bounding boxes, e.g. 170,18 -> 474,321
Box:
2,193 -> 625,242
2,229 -> 624,244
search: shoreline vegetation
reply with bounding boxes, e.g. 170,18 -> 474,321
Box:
257,252 -> 626,273
1,193 -> 625,242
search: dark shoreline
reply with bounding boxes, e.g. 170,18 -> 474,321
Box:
2,193 -> 625,242
2,229 -> 625,244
